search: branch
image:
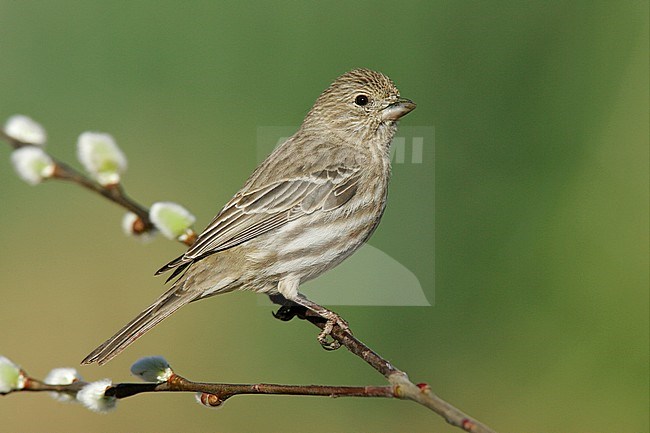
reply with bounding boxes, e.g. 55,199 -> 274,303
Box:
0,129 -> 196,245
272,301 -> 496,433
109,375 -> 395,405
7,360 -> 493,433
8,373 -> 394,405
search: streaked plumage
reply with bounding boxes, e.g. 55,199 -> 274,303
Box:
82,68 -> 415,365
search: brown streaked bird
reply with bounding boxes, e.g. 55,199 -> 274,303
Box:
82,68 -> 416,365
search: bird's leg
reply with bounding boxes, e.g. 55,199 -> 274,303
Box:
288,294 -> 350,350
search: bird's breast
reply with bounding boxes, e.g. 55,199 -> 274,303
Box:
242,166 -> 389,287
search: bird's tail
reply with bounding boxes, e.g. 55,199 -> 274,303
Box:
81,282 -> 200,365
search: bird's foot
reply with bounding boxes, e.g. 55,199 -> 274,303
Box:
316,312 -> 350,351
271,292 -> 351,350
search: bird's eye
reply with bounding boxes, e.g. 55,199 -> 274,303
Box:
354,94 -> 369,106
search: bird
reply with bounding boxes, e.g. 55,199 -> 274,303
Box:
82,68 -> 416,365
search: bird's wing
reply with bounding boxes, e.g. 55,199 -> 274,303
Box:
156,165 -> 361,275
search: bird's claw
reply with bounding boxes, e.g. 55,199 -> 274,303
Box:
272,305 -> 299,321
316,315 -> 350,350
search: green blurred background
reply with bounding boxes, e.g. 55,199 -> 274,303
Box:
0,1 -> 647,432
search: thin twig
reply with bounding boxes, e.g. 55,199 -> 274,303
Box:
12,378 -> 86,398
52,161 -> 152,229
1,130 -> 149,231
273,303 -> 496,433
0,130 -> 198,244
108,374 -> 396,404
15,372 -> 495,432
13,375 -> 394,403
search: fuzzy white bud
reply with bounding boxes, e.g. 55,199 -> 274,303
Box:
0,356 -> 26,393
76,379 -> 116,413
4,115 -> 47,145
122,212 -> 140,236
121,212 -> 155,242
76,132 -> 127,186
149,202 -> 196,240
44,367 -> 83,402
10,146 -> 55,185
130,356 -> 173,383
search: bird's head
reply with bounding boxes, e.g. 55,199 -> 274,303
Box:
303,68 -> 416,147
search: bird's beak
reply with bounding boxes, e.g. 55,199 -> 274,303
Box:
381,98 -> 416,121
